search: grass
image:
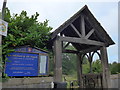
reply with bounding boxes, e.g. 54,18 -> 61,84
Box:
62,73 -> 79,88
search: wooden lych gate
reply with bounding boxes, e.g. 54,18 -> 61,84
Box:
48,5 -> 115,88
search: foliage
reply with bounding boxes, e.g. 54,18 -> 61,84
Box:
62,75 -> 78,88
48,52 -> 54,76
62,53 -> 77,75
2,8 -> 52,79
92,60 -> 102,73
62,44 -> 77,75
61,44 -> 120,75
3,8 -> 52,49
82,59 -> 90,74
110,62 -> 120,74
82,59 -> 120,75
61,44 -> 103,75
2,8 -> 52,59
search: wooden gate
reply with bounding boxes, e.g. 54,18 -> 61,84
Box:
82,73 -> 103,88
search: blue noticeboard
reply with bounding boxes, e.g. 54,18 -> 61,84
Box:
5,52 -> 39,76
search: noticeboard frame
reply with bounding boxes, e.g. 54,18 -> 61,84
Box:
4,51 -> 49,77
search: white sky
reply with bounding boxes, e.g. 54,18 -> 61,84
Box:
0,0 -> 119,63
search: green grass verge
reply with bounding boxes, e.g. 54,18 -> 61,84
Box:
62,74 -> 78,88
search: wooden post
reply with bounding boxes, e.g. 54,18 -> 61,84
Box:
100,46 -> 111,88
0,0 -> 7,79
76,53 -> 83,88
53,37 -> 62,82
89,62 -> 92,73
81,15 -> 85,37
89,52 -> 92,73
0,0 -> 7,45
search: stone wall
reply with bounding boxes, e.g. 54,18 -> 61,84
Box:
2,77 -> 53,88
2,74 -> 120,88
110,74 -> 120,88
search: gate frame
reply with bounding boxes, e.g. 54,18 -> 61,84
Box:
48,5 -> 115,88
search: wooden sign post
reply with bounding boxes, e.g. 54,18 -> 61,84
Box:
0,0 -> 7,80
0,0 -> 7,44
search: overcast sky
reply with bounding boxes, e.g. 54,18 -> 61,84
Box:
0,0 -> 119,63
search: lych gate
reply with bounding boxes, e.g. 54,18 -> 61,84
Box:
48,5 -> 115,88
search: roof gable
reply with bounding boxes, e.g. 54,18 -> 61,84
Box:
50,5 -> 115,48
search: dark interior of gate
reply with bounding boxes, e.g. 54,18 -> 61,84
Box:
47,5 -> 115,88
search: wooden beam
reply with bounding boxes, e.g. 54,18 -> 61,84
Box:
60,32 -> 63,36
100,46 -> 111,88
62,49 -> 79,54
85,29 -> 95,39
59,36 -> 105,46
81,15 -> 86,37
80,46 -> 100,54
88,52 -> 93,73
2,0 -> 7,20
63,42 -> 70,49
70,23 -> 82,38
53,38 -> 62,82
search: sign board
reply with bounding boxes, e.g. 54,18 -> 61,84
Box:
5,52 -> 39,76
5,46 -> 49,76
0,19 -> 8,36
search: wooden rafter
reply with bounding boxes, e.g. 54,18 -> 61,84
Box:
85,28 -> 95,39
63,42 -> 70,49
59,36 -> 105,46
80,46 -> 100,54
62,49 -> 79,54
70,23 -> 82,38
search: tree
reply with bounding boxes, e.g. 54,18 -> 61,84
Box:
110,62 -> 120,74
82,59 -> 102,74
2,8 -> 52,58
92,60 -> 102,74
62,53 -> 77,75
62,45 -> 77,75
82,58 -> 90,74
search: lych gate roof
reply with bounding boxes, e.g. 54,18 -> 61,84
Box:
48,5 -> 115,52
